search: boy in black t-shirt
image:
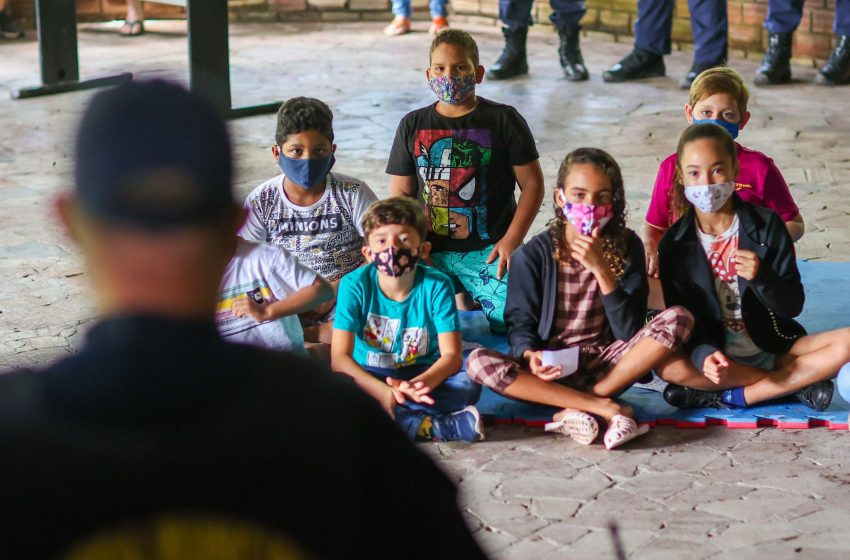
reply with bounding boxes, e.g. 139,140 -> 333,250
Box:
386,29 -> 544,333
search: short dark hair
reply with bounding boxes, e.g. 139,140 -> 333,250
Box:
275,97 -> 334,146
430,29 -> 479,67
361,197 -> 427,241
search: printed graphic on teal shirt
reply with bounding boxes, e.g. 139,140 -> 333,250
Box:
363,313 -> 428,368
415,129 -> 492,241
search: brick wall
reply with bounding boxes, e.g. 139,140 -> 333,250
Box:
7,0 -> 838,65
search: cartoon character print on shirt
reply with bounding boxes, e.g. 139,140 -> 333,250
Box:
706,231 -> 750,348
363,315 -> 428,368
399,327 -> 428,366
364,314 -> 399,352
415,129 -> 492,241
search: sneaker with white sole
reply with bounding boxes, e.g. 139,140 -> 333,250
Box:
430,406 -> 485,442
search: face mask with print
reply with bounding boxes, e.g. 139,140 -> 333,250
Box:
428,74 -> 476,105
278,153 -> 335,189
684,182 -> 736,213
562,202 -> 614,236
692,117 -> 740,139
372,246 -> 420,278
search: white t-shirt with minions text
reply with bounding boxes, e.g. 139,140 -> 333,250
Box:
240,172 -> 377,283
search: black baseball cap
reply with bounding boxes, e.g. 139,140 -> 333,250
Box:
73,79 -> 236,229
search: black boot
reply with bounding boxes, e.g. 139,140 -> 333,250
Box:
486,26 -> 529,81
815,35 -> 850,86
679,58 -> 726,89
0,10 -> 24,39
557,28 -> 589,81
754,32 -> 793,86
795,380 -> 834,411
602,47 -> 665,83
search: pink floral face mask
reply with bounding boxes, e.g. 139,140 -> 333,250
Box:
562,202 -> 614,235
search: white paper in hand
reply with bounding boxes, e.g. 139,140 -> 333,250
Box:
540,347 -> 580,380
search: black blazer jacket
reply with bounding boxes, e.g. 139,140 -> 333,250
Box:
658,194 -> 805,371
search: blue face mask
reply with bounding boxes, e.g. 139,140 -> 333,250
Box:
278,152 -> 335,189
693,118 -> 740,139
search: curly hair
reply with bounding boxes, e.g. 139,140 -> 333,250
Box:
274,97 -> 334,146
548,148 -> 629,279
670,123 -> 738,219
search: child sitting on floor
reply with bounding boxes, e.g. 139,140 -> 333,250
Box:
216,237 -> 333,358
386,29 -> 545,333
241,97 -> 378,344
657,123 -> 850,411
331,197 -> 484,442
467,148 -> 694,449
641,67 -> 805,309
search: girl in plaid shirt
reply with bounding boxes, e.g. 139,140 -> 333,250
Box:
467,148 -> 694,449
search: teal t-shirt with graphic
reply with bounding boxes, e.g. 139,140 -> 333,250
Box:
335,264 -> 460,369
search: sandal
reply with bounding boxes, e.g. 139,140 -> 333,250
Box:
120,20 -> 145,37
544,411 -> 599,445
383,16 -> 411,36
429,16 -> 449,36
603,415 -> 650,450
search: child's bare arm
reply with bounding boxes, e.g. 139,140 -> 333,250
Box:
232,276 -> 333,323
640,221 -> 667,278
389,175 -> 418,198
785,213 -> 805,242
331,328 -> 398,416
410,331 -> 463,390
487,160 -> 545,279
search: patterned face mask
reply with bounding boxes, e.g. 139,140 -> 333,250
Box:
371,246 -> 420,277
562,202 -> 614,236
428,74 -> 476,105
684,182 -> 735,213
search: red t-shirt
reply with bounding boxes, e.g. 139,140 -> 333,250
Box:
645,143 -> 800,229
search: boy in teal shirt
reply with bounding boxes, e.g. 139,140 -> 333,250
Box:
332,197 -> 483,442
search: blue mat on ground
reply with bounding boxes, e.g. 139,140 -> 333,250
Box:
461,261 -> 850,431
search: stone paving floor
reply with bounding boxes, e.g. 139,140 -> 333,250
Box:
2,20 -> 850,559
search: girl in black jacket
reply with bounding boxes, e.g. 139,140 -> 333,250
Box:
658,123 -> 850,411
467,148 -> 694,449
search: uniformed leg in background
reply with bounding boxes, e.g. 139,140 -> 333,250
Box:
603,0 -> 672,82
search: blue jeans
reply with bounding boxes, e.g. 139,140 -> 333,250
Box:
766,0 -> 850,36
634,0 -> 728,63
499,0 -> 585,31
364,364 -> 482,440
392,0 -> 448,18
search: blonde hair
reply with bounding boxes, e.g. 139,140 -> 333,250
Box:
689,66 -> 749,115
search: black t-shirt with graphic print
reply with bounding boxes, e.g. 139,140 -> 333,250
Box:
386,97 -> 539,254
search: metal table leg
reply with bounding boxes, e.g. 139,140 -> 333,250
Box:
11,0 -> 132,99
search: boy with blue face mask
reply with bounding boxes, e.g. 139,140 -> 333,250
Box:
386,29 -> 545,334
640,67 -> 805,309
242,97 -> 378,345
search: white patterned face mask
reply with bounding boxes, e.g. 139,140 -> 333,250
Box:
684,182 -> 735,213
